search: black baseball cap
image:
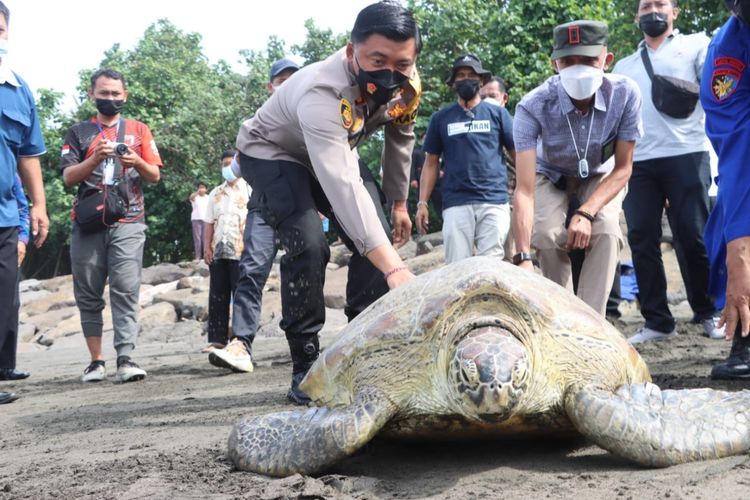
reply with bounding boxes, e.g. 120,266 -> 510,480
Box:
445,53 -> 491,85
551,20 -> 608,59
269,58 -> 300,81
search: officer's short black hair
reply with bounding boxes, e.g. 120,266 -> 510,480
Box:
90,69 -> 127,90
0,1 -> 9,25
351,1 -> 422,54
636,0 -> 677,9
221,150 -> 235,161
487,76 -> 511,94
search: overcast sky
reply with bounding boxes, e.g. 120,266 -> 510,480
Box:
4,0 -> 375,108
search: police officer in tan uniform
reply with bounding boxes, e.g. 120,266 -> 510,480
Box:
235,2 -> 421,404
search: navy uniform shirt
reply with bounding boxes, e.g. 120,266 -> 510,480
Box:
700,15 -> 750,308
423,100 -> 514,210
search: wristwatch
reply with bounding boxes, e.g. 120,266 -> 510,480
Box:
512,252 -> 533,265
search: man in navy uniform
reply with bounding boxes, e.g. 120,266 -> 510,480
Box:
700,0 -> 750,379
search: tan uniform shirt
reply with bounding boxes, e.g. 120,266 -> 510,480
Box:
205,179 -> 251,260
236,48 -> 420,255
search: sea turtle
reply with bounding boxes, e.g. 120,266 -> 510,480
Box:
228,257 -> 750,477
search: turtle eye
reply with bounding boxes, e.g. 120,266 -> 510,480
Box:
460,359 -> 479,386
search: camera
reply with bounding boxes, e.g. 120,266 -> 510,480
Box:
112,142 -> 129,156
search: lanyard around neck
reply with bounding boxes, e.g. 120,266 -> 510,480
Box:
564,109 -> 595,179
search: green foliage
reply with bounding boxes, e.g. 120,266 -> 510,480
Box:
292,19 -> 350,65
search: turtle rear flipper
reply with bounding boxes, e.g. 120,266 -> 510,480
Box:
228,388 -> 397,477
565,383 -> 750,466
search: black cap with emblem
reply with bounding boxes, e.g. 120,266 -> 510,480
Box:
551,20 -> 608,60
445,53 -> 492,85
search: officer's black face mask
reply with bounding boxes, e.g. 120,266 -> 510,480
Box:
95,98 -> 124,117
455,79 -> 481,101
354,55 -> 409,107
639,12 -> 670,37
726,0 -> 750,25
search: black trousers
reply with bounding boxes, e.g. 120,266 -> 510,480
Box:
238,154 -> 390,337
624,151 -> 715,332
0,227 -> 19,369
207,258 -> 240,345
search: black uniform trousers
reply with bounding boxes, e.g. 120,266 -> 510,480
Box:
238,153 -> 390,338
0,227 -> 19,369
207,258 -> 240,345
623,151 -> 716,332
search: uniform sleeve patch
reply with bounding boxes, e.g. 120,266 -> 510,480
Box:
711,68 -> 742,102
711,56 -> 745,102
340,98 -> 353,129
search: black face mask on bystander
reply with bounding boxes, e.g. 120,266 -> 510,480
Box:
639,12 -> 669,37
455,79 -> 480,101
95,98 -> 124,117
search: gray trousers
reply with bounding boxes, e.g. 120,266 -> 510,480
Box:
70,222 -> 146,358
232,208 -> 277,346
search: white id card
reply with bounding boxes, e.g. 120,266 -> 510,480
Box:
103,158 -> 115,185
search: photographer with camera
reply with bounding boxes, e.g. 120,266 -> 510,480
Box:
60,69 -> 162,384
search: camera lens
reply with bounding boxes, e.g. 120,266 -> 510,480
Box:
115,143 -> 129,156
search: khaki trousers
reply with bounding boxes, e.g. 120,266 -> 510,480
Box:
531,174 -> 624,315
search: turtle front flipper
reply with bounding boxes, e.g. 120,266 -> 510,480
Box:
228,388 -> 397,477
565,383 -> 750,466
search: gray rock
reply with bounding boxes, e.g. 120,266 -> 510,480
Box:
139,280 -> 180,307
19,279 -> 42,293
324,293 -> 346,310
177,275 -> 208,290
408,248 -> 445,275
27,306 -> 78,331
19,289 -> 51,308
419,231 -> 444,247
416,240 -> 434,256
153,288 -> 209,321
139,302 -> 178,330
38,274 -> 73,292
18,323 -> 37,343
194,260 -> 210,277
329,244 -> 352,267
326,263 -> 340,271
396,240 -> 418,260
141,263 -> 194,286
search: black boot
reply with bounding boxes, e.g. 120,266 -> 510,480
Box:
286,333 -> 319,405
711,326 -> 750,379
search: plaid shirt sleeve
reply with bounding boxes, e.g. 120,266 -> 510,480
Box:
512,98 -> 542,153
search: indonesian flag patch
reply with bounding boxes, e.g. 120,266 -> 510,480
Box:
60,145 -> 70,157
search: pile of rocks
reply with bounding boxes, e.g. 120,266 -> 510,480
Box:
17,233 -> 448,350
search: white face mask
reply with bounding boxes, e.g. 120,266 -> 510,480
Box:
482,97 -> 502,107
558,64 -> 604,100
0,39 -> 8,57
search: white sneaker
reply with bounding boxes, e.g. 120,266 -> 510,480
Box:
702,318 -> 726,339
208,338 -> 254,373
115,358 -> 147,383
81,361 -> 106,383
627,327 -> 677,344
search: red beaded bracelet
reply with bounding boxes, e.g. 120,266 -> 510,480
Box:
383,266 -> 408,280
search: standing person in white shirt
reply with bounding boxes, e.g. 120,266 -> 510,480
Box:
189,179 -> 210,261
613,0 -> 722,344
202,150 -> 250,353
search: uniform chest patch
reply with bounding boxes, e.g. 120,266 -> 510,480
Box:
340,98 -> 353,129
711,56 -> 745,102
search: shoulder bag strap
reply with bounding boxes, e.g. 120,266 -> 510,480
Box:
640,46 -> 655,81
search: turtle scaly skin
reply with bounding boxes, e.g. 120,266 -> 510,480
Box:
228,257 -> 750,476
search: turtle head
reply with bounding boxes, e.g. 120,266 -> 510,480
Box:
450,324 -> 529,422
